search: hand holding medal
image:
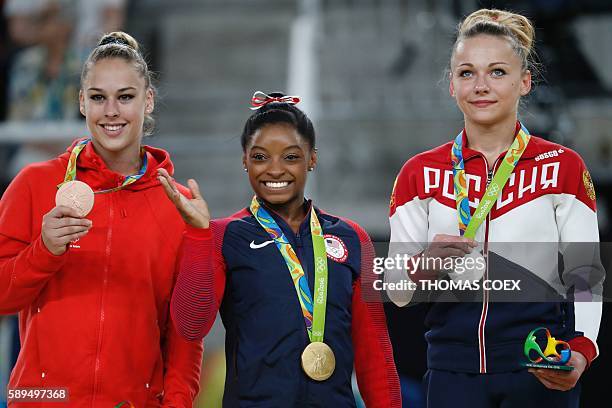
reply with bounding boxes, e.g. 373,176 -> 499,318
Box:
42,179 -> 95,255
41,204 -> 93,256
42,180 -> 94,256
422,234 -> 477,275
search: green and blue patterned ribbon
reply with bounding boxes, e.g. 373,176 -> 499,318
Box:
451,122 -> 531,238
250,196 -> 328,343
58,138 -> 148,194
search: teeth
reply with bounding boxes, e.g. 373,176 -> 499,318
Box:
104,124 -> 124,131
265,181 -> 289,188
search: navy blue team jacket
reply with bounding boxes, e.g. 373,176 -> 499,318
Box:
171,201 -> 401,408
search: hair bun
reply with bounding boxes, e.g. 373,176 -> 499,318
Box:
459,9 -> 534,56
98,32 -> 140,51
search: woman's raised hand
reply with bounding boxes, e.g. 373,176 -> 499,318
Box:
157,168 -> 210,229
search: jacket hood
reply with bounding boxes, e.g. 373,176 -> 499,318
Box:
58,138 -> 173,192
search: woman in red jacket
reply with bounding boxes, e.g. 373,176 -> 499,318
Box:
0,32 -> 203,407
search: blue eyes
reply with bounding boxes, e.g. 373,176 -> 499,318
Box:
458,69 -> 506,78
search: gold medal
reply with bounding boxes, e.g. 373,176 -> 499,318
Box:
583,170 -> 596,201
55,180 -> 95,217
301,341 -> 335,381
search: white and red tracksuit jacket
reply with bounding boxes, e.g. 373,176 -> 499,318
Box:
386,130 -> 603,373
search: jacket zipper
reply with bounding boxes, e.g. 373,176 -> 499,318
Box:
477,157 -> 500,374
92,195 -> 114,405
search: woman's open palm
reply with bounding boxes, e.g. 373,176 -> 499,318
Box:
157,168 -> 210,229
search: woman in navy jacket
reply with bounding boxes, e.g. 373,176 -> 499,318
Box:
158,92 -> 401,407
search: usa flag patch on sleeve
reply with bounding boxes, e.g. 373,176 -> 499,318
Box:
324,234 -> 348,263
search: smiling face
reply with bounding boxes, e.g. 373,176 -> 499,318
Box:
243,122 -> 317,209
450,34 -> 531,128
79,58 -> 154,162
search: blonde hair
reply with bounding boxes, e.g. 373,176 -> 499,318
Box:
452,9 -> 536,71
81,32 -> 156,136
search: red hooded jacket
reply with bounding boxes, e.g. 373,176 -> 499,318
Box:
0,140 -> 203,407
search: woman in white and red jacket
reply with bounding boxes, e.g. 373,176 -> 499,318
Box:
0,32 -> 202,407
386,8 -> 603,408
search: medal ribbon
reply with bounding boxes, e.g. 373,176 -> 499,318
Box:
58,138 -> 148,194
250,196 -> 328,343
451,122 -> 531,239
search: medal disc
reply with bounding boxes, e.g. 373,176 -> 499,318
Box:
301,341 -> 335,381
55,180 -> 95,217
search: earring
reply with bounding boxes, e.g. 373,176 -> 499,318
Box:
308,167 -> 314,171
244,168 -> 248,172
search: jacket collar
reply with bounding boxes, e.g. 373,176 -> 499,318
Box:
254,198 -> 316,237
58,137 -> 174,192
460,121 -> 540,162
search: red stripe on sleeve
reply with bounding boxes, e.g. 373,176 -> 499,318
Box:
568,335 -> 597,368
171,219 -> 229,341
343,218 -> 402,408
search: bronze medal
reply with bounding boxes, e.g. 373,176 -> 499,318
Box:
55,180 -> 95,217
301,341 -> 335,381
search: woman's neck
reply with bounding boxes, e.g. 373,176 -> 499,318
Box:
464,117 -> 518,167
92,142 -> 142,176
263,197 -> 307,234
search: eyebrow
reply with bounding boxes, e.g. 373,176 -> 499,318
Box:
87,87 -> 137,92
457,62 -> 511,68
250,144 -> 302,151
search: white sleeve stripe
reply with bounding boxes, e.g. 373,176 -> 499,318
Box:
387,197 -> 431,306
389,197 -> 430,244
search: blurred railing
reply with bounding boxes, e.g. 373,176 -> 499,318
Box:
0,121 -> 86,143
